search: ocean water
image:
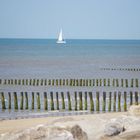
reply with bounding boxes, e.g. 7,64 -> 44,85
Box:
0,39 -> 140,59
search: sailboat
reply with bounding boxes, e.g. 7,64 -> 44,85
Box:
56,29 -> 66,44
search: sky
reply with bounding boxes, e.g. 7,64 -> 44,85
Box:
0,0 -> 140,39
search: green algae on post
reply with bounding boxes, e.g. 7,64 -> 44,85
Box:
44,92 -> 48,110
31,92 -> 34,110
50,92 -> 54,110
61,92 -> 65,110
79,92 -> 83,110
20,92 -> 24,110
37,92 -> 41,109
84,92 -> 87,110
74,91 -> 78,111
102,92 -> 106,112
89,92 -> 94,111
25,92 -> 28,110
67,91 -> 72,111
14,92 -> 18,110
56,92 -> 59,110
96,92 -> 100,112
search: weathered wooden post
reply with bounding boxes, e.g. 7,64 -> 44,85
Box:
26,79 -> 28,85
56,79 -> 58,86
45,79 -> 47,86
103,79 -> 106,86
113,92 -> 116,111
108,79 -> 110,86
18,79 -> 21,85
14,92 -> 18,110
108,92 -> 112,112
56,92 -> 59,110
48,79 -> 51,86
135,91 -> 138,105
102,92 -> 106,112
84,92 -> 87,110
89,79 -> 92,86
125,79 -> 128,87
40,79 -> 43,86
8,92 -> 11,109
80,79 -> 82,86
124,91 -> 127,111
36,92 -> 41,110
67,92 -> 72,111
116,79 -> 119,87
1,92 -> 6,110
118,92 -> 121,111
112,79 -> 115,87
74,91 -> 78,110
96,92 -> 100,111
89,92 -> 94,111
83,79 -> 85,86
66,79 -> 69,86
86,79 -> 88,86
33,79 -> 36,86
135,79 -> 139,88
52,79 -> 55,86
25,92 -> 28,110
96,79 -> 99,87
50,92 -> 54,110
131,79 -> 134,87
20,92 -> 24,110
22,79 -> 24,85
99,79 -> 102,86
36,79 -> 39,86
79,92 -> 83,110
44,92 -> 48,110
130,91 -> 133,105
121,79 -> 124,87
61,92 -> 65,110
31,92 -> 34,110
93,79 -> 95,86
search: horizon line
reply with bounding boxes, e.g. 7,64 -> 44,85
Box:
0,38 -> 140,41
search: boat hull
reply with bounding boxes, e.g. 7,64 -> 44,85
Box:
56,40 -> 66,44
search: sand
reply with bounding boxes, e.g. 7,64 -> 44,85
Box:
0,112 -> 128,140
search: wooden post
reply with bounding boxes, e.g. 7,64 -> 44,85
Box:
102,92 -> 106,112
108,79 -> 110,86
79,92 -> 83,110
131,79 -> 134,87
1,92 -> 6,110
125,79 -> 128,87
121,79 -> 124,87
36,92 -> 41,109
20,92 -> 24,110
108,92 -> 112,112
130,91 -> 133,105
74,91 -> 77,110
25,92 -> 28,110
135,79 -> 139,88
67,92 -> 72,111
31,92 -> 34,110
124,92 -> 127,111
135,91 -> 138,105
93,79 -> 95,86
84,92 -> 87,110
50,92 -> 54,110
56,92 -> 59,110
113,92 -> 116,112
44,92 -> 48,110
14,92 -> 18,110
8,92 -> 11,109
96,92 -> 100,111
118,92 -> 121,111
89,92 -> 94,111
61,92 -> 65,110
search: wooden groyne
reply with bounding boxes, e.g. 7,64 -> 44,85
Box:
0,91 -> 139,112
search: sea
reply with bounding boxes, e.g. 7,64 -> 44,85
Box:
0,39 -> 140,119
0,39 -> 140,59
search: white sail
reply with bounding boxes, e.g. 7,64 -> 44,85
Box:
57,29 -> 66,43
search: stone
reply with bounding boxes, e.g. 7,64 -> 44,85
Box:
129,105 -> 140,116
104,122 -> 125,136
70,125 -> 88,140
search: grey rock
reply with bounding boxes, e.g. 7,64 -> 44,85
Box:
71,125 -> 88,140
104,122 -> 125,136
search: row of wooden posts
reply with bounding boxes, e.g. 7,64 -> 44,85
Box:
101,67 -> 140,72
0,91 -> 139,111
0,78 -> 139,88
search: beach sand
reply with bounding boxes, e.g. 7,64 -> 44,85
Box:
0,112 -> 128,140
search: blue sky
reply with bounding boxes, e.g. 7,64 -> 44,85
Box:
0,0 -> 140,39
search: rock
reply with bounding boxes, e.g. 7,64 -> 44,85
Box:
70,125 -> 88,140
104,122 -> 125,136
129,105 -> 140,116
